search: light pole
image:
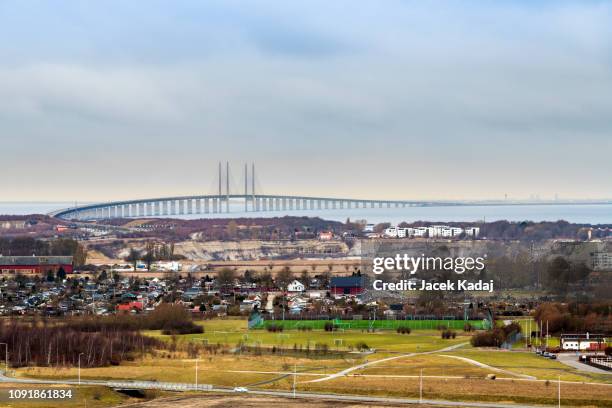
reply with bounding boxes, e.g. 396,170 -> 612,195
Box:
293,363 -> 297,398
419,368 -> 423,403
78,353 -> 85,385
195,358 -> 199,389
558,375 -> 561,408
0,343 -> 8,373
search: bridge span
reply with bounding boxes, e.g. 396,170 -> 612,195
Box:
47,163 -> 612,221
49,194 -> 460,221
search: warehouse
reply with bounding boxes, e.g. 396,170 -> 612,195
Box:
0,256 -> 73,275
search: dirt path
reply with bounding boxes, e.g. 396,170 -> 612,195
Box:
438,354 -> 536,379
306,342 -> 468,383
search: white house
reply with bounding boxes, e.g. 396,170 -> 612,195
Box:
465,227 -> 480,237
560,333 -> 607,351
287,280 -> 305,293
384,227 -> 398,237
363,224 -> 375,233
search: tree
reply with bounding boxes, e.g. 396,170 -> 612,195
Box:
97,270 -> 108,282
125,248 -> 141,271
300,269 -> 309,286
260,271 -> 273,288
56,266 -> 67,281
545,257 -> 592,298
143,242 -> 156,271
276,266 -> 293,290
321,270 -> 332,287
217,268 -> 236,291
374,223 -> 391,233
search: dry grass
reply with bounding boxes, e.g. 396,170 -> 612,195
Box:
0,383 -> 129,408
17,354 -> 355,387
298,376 -> 612,407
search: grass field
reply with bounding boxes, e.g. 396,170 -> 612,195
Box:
18,354 -> 358,386
253,318 -> 488,330
0,383 -> 131,408
143,319 -> 471,352
450,349 -> 611,383
297,376 -> 612,407
13,318 -> 612,407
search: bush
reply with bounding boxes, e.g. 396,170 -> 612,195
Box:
266,324 -> 284,333
147,304 -> 203,335
314,343 -> 329,353
470,322 -> 521,348
354,341 -> 370,351
441,330 -> 456,339
324,322 -> 338,332
470,328 -> 506,347
396,326 -> 411,334
463,323 -> 473,332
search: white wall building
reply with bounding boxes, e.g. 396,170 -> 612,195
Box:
363,224 -> 375,233
383,225 -> 480,239
384,226 -> 398,237
287,280 -> 305,293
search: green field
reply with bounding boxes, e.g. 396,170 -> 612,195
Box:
16,317 -> 612,407
143,319 -> 472,352
252,318 -> 488,330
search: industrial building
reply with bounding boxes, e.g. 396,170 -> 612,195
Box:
0,256 -> 73,275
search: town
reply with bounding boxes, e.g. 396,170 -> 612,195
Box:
0,214 -> 610,407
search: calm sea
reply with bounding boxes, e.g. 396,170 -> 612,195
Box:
1,202 -> 611,225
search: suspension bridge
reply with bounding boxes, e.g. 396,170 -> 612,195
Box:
48,162 -> 609,221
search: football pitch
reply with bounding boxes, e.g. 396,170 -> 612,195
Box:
251,318 -> 488,330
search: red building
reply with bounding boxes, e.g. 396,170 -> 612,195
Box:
331,276 -> 364,296
116,302 -> 144,313
0,256 -> 73,275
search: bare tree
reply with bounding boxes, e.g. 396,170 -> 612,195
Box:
216,268 -> 236,291
275,266 -> 294,290
125,248 -> 141,271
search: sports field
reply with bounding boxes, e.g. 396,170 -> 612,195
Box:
143,319 -> 471,352
252,318 -> 488,330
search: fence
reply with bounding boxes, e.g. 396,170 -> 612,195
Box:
251,318 -> 488,330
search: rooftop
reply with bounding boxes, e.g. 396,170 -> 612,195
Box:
0,256 -> 73,265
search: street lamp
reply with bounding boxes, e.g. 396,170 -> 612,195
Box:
195,358 -> 199,389
78,353 -> 85,385
0,343 -> 8,373
293,363 -> 297,398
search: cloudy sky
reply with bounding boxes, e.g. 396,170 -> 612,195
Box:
1,0 -> 611,201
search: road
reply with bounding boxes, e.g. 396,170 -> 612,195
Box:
0,371 -> 545,408
556,353 -> 612,375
